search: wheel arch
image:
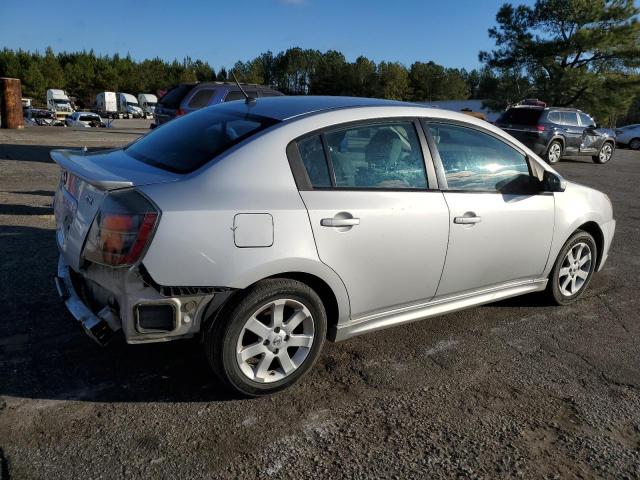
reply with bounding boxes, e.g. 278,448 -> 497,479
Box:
548,135 -> 565,150
576,221 -> 605,270
201,268 -> 349,342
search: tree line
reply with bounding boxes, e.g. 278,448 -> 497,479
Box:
1,0 -> 639,125
0,47 -> 495,106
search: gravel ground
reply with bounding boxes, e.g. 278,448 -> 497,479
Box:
0,127 -> 639,479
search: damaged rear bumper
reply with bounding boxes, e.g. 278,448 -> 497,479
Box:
55,256 -> 120,346
55,255 -> 219,345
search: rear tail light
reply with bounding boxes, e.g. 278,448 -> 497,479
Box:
536,125 -> 545,132
175,108 -> 185,117
83,190 -> 159,267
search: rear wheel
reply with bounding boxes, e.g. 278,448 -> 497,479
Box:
546,140 -> 563,164
629,138 -> 640,150
546,231 -> 597,305
205,278 -> 327,397
593,142 -> 614,164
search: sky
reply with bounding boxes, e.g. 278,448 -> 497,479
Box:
0,0 -> 536,70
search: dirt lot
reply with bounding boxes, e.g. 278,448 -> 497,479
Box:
1,126 -> 639,479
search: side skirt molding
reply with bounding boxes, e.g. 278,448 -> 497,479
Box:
332,278 -> 548,341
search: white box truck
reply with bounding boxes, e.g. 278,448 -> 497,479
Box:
137,93 -> 158,117
46,89 -> 73,120
116,92 -> 143,118
95,92 -> 118,118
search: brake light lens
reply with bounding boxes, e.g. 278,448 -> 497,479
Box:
83,190 -> 159,267
536,125 -> 545,132
175,108 -> 185,117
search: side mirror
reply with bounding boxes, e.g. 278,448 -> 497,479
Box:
542,170 -> 566,192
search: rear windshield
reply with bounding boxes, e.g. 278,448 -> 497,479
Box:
158,84 -> 195,109
498,108 -> 543,125
125,108 -> 278,173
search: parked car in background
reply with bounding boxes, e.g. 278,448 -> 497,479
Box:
495,102 -> 616,164
65,111 -> 105,128
24,107 -> 62,126
138,93 -> 158,116
53,96 -> 615,396
152,82 -> 283,127
615,124 -> 640,150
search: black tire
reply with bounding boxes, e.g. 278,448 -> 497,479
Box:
592,141 -> 614,164
546,230 -> 598,305
546,140 -> 563,164
628,138 -> 640,150
204,278 -> 327,397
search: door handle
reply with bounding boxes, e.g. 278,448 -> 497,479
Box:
321,218 -> 360,227
453,216 -> 482,224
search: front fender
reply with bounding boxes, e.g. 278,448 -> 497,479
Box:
543,182 -> 614,276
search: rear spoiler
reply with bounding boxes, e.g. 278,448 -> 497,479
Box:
50,149 -> 134,191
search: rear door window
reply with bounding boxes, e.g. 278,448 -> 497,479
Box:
324,121 -> 428,189
125,108 -> 278,173
188,89 -> 217,108
224,90 -> 258,102
427,123 -> 532,192
560,112 -> 579,126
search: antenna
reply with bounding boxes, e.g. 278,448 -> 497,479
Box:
230,70 -> 256,104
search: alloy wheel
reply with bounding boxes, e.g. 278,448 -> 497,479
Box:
235,298 -> 315,383
548,143 -> 561,163
599,143 -> 613,163
557,242 -> 592,297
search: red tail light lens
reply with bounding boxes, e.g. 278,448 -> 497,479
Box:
83,190 -> 160,267
536,125 -> 545,132
175,108 -> 184,117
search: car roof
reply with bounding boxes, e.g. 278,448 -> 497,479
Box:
215,95 -> 420,121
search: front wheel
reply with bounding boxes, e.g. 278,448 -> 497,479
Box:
546,140 -> 563,164
205,278 -> 327,397
628,138 -> 640,150
592,142 -> 614,164
546,231 -> 597,305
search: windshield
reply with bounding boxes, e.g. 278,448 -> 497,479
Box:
126,102 -> 139,107
498,108 -> 543,125
80,115 -> 100,121
53,99 -> 69,104
146,102 -> 157,106
125,107 -> 278,173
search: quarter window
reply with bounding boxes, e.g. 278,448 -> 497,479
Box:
428,123 -> 532,192
548,111 -> 561,124
324,122 -> 428,189
297,136 -> 332,187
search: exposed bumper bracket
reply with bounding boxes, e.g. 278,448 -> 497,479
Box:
55,256 -> 120,346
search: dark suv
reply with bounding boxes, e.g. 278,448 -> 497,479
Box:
153,82 -> 283,127
495,104 -> 616,164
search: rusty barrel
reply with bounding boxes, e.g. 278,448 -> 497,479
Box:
0,77 -> 24,129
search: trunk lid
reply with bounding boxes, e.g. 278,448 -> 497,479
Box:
51,148 -> 179,270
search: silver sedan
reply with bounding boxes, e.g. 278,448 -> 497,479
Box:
52,96 -> 615,396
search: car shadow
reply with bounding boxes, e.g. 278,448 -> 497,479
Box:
0,144 -> 106,165
0,225 -> 236,403
0,203 -> 53,216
